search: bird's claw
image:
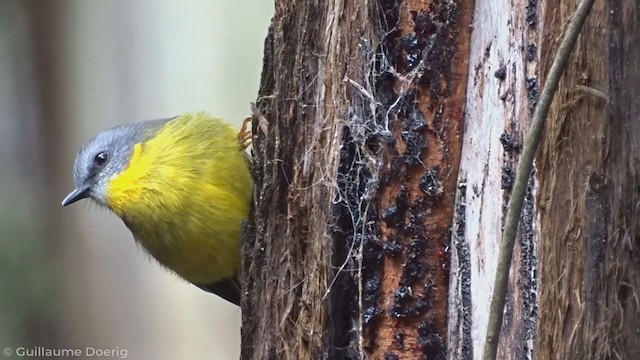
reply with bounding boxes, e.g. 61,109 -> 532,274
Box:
238,117 -> 252,150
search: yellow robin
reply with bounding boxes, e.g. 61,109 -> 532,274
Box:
62,112 -> 252,305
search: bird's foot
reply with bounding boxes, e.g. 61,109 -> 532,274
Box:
238,117 -> 252,150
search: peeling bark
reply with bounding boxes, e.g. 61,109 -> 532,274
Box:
449,0 -> 541,358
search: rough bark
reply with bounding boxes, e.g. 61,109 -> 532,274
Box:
242,1 -> 472,359
241,2 -> 373,359
242,0 -> 640,359
369,1 -> 472,359
536,0 -> 640,358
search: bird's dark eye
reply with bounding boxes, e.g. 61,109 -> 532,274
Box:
94,151 -> 109,167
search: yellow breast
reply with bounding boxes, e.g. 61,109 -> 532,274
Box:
105,112 -> 252,284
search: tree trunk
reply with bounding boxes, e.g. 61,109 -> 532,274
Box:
450,0 -> 542,358
242,1 -> 472,359
536,0 -> 640,358
241,0 -> 640,359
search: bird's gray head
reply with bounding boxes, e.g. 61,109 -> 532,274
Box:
61,119 -> 171,208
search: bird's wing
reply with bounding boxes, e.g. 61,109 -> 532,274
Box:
197,276 -> 241,306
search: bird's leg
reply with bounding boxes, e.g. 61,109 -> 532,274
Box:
238,117 -> 252,150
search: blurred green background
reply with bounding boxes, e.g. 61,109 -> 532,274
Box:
0,1 -> 272,359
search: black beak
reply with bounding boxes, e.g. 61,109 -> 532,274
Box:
61,184 -> 91,207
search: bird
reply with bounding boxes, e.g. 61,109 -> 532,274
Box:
61,112 -> 252,305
